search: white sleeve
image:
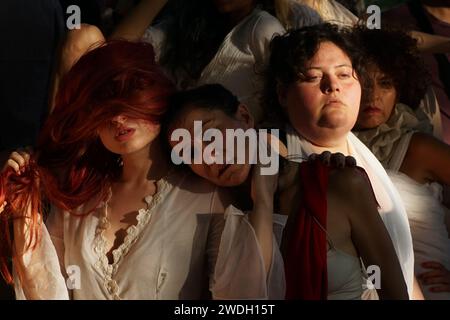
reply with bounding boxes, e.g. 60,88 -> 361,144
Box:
141,22 -> 167,62
250,12 -> 286,69
13,206 -> 69,300
208,191 -> 285,299
289,2 -> 323,28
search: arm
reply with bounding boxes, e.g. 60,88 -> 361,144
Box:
417,261 -> 450,294
13,210 -> 69,300
330,168 -> 409,300
49,24 -> 105,112
411,31 -> 450,54
249,163 -> 277,276
208,187 -> 284,299
109,0 -> 168,41
412,276 -> 425,300
3,151 -> 68,299
400,132 -> 450,185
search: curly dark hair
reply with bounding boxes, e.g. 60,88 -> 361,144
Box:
353,25 -> 431,110
263,23 -> 367,127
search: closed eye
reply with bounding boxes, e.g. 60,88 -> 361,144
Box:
338,73 -> 351,79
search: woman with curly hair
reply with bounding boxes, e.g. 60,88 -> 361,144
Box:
353,27 -> 450,299
265,23 -> 414,299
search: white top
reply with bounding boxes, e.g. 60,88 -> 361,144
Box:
288,1 -> 323,29
143,8 -> 286,123
285,127 -> 415,298
359,123 -> 450,300
297,0 -> 357,26
13,169 -> 285,300
273,214 -> 365,300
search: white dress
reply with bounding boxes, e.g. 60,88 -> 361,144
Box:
355,105 -> 450,300
285,127 -> 415,298
13,169 -> 285,300
143,8 -> 286,123
388,149 -> 450,300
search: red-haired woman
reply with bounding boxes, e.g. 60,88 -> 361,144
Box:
0,40 -> 284,300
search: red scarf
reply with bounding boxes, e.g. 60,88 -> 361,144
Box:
282,160 -> 330,300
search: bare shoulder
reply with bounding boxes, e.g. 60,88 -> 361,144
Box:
328,167 -> 373,194
407,132 -> 447,155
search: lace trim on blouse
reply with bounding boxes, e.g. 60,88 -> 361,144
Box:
92,176 -> 172,299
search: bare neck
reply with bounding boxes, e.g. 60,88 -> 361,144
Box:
119,138 -> 170,186
307,137 -> 350,156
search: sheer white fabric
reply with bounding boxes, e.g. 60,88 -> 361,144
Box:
287,1 -> 323,29
296,0 -> 357,26
285,127 -> 415,298
13,169 -> 285,300
354,103 -> 433,170
358,126 -> 450,300
355,102 -> 450,299
389,168 -> 450,300
420,87 -> 444,140
13,222 -> 69,300
143,8 -> 286,123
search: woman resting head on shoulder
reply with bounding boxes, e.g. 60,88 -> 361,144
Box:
1,40 -> 288,300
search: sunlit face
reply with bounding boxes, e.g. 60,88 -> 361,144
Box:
98,115 -> 160,155
356,65 -> 397,130
212,0 -> 255,15
168,104 -> 254,187
278,41 -> 362,147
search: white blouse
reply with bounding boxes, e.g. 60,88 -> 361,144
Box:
143,8 -> 286,123
13,169 -> 285,300
297,0 -> 357,26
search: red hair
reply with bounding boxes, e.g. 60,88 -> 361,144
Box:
0,40 -> 175,283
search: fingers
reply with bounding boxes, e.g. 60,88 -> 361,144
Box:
422,261 -> 445,269
319,151 -> 331,165
421,276 -> 449,285
345,155 -> 357,167
0,201 -> 6,213
330,152 -> 345,168
418,269 -> 446,280
6,158 -> 21,174
309,152 -> 356,169
3,150 -> 31,175
418,262 -> 450,287
429,285 -> 450,293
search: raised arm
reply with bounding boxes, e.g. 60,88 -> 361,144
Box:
411,31 -> 450,54
110,0 -> 168,41
400,132 -> 450,186
2,151 -> 68,299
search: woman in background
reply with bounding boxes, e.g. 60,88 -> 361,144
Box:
353,26 -> 450,299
